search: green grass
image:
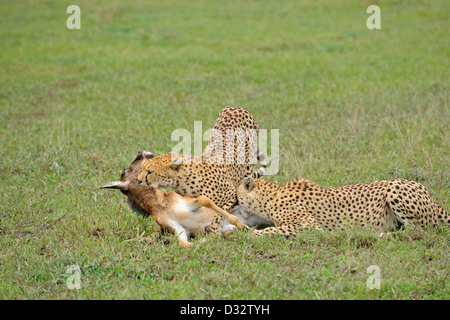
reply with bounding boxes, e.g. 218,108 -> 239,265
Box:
0,0 -> 449,300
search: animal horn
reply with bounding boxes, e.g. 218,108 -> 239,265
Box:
100,180 -> 130,190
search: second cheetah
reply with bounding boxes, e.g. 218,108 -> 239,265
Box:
237,177 -> 449,238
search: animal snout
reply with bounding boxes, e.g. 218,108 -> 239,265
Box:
137,178 -> 143,184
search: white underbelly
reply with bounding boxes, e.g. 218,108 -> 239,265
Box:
171,199 -> 215,234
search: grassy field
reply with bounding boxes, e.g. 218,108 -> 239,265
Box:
0,0 -> 449,300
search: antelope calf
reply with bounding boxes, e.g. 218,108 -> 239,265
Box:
100,150 -> 247,247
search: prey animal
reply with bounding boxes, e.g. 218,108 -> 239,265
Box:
100,150 -> 247,247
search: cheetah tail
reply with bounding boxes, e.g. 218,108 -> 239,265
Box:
252,150 -> 268,178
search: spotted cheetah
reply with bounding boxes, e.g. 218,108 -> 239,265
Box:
237,177 -> 449,238
137,106 -> 267,234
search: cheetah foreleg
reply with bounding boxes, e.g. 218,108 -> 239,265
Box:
252,222 -> 322,238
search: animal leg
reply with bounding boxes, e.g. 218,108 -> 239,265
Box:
385,180 -> 449,228
252,150 -> 268,178
252,210 -> 322,238
194,195 -> 247,231
206,193 -> 240,234
205,215 -> 226,235
252,222 -> 322,238
178,238 -> 193,247
167,221 -> 192,247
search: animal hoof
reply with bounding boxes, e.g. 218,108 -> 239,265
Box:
180,240 -> 193,247
235,221 -> 247,231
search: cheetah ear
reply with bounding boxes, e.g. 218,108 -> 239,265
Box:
168,152 -> 183,170
169,152 -> 183,164
172,157 -> 183,166
244,177 -> 255,191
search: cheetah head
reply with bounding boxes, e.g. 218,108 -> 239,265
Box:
236,176 -> 268,218
137,152 -> 184,189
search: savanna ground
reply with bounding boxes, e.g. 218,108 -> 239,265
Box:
0,0 -> 449,300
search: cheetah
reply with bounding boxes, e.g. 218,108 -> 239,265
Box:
237,177 -> 449,238
137,106 -> 267,234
